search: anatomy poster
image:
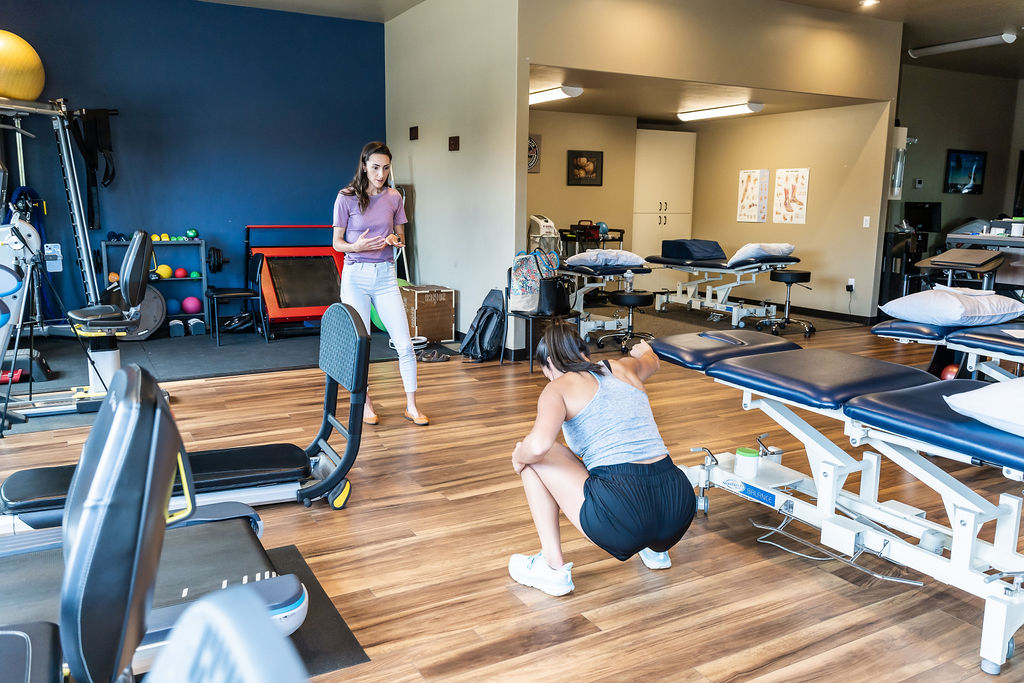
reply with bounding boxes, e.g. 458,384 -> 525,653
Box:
737,169 -> 769,222
773,168 -> 808,224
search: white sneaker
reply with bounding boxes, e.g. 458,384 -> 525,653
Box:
638,547 -> 671,570
508,552 -> 574,596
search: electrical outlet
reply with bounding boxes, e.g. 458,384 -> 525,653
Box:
863,216 -> 871,228
448,135 -> 460,151
846,278 -> 855,292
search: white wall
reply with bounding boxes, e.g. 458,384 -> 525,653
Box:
1007,80 -> 1024,213
385,0 -> 520,330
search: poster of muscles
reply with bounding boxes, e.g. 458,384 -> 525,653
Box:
773,168 -> 809,224
737,169 -> 769,222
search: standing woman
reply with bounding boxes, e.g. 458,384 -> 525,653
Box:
332,141 -> 428,426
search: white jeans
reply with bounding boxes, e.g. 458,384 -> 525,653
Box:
341,261 -> 417,393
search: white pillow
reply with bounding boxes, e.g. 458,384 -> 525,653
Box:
565,249 -> 644,267
727,242 -> 795,266
944,377 -> 1024,438
879,286 -> 1024,326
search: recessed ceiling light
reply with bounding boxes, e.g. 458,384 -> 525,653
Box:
859,0 -> 879,7
528,86 -> 584,105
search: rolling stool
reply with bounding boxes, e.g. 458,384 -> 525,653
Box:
756,270 -> 816,337
596,289 -> 655,352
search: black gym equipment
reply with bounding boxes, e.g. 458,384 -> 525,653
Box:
0,301 -> 370,534
0,364 -> 308,680
596,289 -> 656,353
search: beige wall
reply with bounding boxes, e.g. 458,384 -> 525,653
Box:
518,0 -> 902,101
690,102 -> 892,317
384,0 -> 520,330
526,111 -> 637,250
894,65 -> 1019,231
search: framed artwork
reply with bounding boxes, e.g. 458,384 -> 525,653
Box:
527,134 -> 541,174
737,169 -> 769,222
944,149 -> 986,194
567,150 -> 603,186
772,168 -> 809,224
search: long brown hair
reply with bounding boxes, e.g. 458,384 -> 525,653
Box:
536,321 -> 605,375
341,141 -> 391,213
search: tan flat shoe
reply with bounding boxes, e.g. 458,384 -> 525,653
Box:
363,413 -> 379,425
404,410 -> 429,426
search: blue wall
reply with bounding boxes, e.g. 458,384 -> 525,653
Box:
1,0 -> 384,309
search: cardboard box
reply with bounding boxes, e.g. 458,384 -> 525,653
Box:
401,285 -> 456,342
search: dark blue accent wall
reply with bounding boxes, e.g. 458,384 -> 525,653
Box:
1,0 -> 384,309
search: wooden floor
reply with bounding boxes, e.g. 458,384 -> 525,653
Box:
2,326 -> 1021,681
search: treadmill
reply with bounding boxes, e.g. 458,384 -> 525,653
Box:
0,364 -> 308,680
0,302 -> 370,535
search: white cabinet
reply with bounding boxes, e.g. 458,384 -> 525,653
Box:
632,129 -> 696,292
633,129 -> 696,214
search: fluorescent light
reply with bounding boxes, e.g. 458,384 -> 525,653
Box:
908,31 -> 1016,58
677,102 -> 764,122
859,0 -> 879,7
528,86 -> 583,105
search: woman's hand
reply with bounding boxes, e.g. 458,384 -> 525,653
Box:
352,229 -> 386,252
385,233 -> 404,248
629,340 -> 653,358
512,441 -> 526,474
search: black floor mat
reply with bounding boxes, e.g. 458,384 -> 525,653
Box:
267,545 -> 370,677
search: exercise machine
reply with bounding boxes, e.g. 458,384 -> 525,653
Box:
0,301 -> 370,533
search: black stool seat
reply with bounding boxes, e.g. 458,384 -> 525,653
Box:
598,289 -> 654,353
607,290 -> 655,308
756,269 -> 815,337
770,269 -> 811,285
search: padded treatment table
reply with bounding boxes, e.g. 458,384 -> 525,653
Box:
873,319 -> 1024,381
645,253 -> 800,328
558,263 -> 652,342
650,330 -> 800,371
845,380 -> 1024,471
650,329 -> 1024,675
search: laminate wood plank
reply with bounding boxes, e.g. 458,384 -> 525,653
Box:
4,325 -> 1022,681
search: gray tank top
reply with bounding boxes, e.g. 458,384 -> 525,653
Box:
561,361 -> 668,469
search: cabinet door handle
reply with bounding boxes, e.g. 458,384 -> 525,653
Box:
665,201 -> 669,212
664,215 -> 669,226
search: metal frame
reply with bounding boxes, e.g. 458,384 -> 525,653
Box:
681,375 -> 1024,675
653,262 -> 781,327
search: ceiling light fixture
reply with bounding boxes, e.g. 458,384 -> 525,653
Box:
908,31 -> 1016,58
858,0 -> 879,7
528,85 -> 584,105
677,102 -> 764,122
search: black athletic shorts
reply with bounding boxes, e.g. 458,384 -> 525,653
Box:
579,456 -> 696,561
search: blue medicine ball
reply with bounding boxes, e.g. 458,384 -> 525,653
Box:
166,298 -> 182,315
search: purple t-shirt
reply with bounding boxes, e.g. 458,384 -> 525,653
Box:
333,188 -> 408,264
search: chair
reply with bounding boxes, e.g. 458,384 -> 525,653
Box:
755,269 -> 815,337
596,289 -> 655,353
67,229 -> 152,393
205,252 -> 270,346
500,268 -> 578,373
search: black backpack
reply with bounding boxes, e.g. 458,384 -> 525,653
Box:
459,289 -> 505,362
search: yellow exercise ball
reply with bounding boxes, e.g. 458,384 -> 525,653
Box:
155,264 -> 172,279
0,31 -> 45,101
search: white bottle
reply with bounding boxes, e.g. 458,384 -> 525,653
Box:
624,269 -> 634,292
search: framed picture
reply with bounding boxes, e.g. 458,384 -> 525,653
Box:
944,149 -> 986,194
567,150 -> 603,186
527,134 -> 541,174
